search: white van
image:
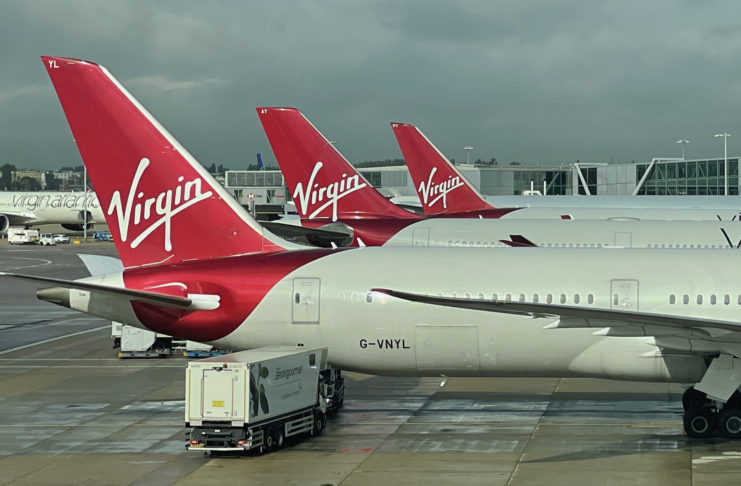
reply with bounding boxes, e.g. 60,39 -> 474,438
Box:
39,233 -> 56,246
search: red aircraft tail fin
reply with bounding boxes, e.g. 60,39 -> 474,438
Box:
258,107 -> 418,221
42,56 -> 285,268
391,122 -> 495,215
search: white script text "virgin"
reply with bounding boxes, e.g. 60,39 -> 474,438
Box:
293,161 -> 367,221
108,158 -> 212,251
418,167 -> 464,209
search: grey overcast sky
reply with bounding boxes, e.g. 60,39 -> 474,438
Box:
2,0 -> 741,170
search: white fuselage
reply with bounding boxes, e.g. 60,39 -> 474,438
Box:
392,195 -> 741,221
0,191 -> 105,228
386,218 -> 741,249
486,195 -> 741,210
75,247 -> 741,384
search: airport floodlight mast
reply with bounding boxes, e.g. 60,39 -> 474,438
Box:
83,165 -> 87,242
463,146 -> 474,165
676,139 -> 689,160
714,133 -> 731,195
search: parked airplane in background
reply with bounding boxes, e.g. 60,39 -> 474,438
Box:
257,107 -> 741,247
0,191 -> 104,233
384,218 -> 741,249
6,56 -> 741,441
391,122 -> 741,220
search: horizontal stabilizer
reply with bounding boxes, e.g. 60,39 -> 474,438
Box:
0,272 -> 192,309
78,254 -> 124,276
499,235 -> 538,247
261,221 -> 353,246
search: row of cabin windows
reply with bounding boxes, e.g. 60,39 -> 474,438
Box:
669,294 -> 740,305
488,292 -> 595,305
351,291 -> 597,305
442,240 -> 730,249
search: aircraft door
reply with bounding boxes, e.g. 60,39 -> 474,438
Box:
292,278 -> 320,324
610,279 -> 638,310
614,232 -> 632,247
413,228 -> 430,247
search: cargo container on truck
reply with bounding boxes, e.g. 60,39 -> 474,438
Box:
8,227 -> 39,244
185,346 -> 333,454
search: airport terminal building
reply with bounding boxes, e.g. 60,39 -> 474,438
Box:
224,156 -> 741,215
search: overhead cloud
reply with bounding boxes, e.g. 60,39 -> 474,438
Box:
124,75 -> 228,92
1,0 -> 741,170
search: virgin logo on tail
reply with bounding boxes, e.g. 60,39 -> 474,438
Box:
418,167 -> 464,209
293,161 -> 367,221
108,158 -> 213,251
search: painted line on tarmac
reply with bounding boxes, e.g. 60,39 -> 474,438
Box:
0,358 -> 124,361
0,325 -> 109,355
538,421 -> 679,427
0,256 -> 53,272
0,423 -> 183,427
0,365 -> 184,368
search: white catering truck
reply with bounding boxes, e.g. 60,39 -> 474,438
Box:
185,346 -> 343,454
8,227 -> 39,245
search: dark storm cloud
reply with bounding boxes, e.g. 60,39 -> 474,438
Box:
2,0 -> 741,170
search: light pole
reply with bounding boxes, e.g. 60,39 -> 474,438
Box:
83,165 -> 87,242
463,146 -> 474,165
714,133 -> 731,195
676,139 -> 689,160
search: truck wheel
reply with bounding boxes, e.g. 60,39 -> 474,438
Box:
313,411 -> 325,436
265,427 -> 275,451
274,425 -> 284,449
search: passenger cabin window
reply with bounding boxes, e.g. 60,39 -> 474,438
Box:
505,293 -> 512,302
574,294 -> 581,304
519,293 -> 526,302
710,295 -> 717,305
725,294 -> 731,305
533,293 -> 540,303
587,294 -> 594,304
669,294 -> 676,305
547,293 -> 553,304
697,295 -> 703,305
560,293 -> 567,304
684,294 -> 689,305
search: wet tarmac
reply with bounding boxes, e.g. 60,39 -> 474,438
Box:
1,244 -> 740,485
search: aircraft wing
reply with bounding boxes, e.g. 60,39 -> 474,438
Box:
371,288 -> 741,355
2,210 -> 38,226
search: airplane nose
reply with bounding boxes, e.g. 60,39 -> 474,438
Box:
37,286 -> 70,307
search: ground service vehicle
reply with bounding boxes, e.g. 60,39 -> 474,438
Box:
186,346 -> 331,453
93,230 -> 112,241
7,227 -> 39,244
38,233 -> 56,246
53,234 -> 70,244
